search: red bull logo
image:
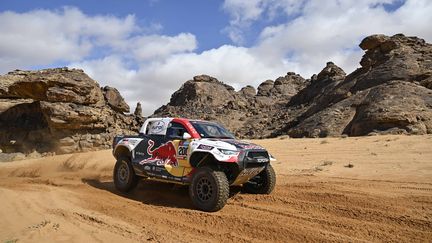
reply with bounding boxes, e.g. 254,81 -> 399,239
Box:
139,140 -> 178,166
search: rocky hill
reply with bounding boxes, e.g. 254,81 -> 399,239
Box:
1,33 -> 430,160
0,68 -> 143,160
154,34 -> 432,138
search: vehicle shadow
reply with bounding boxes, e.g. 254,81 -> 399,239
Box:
82,178 -> 195,210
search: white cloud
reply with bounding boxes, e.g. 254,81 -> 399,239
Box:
226,0 -> 432,77
131,33 -> 197,61
70,45 -> 286,115
222,0 -> 306,44
223,0 -> 264,25
0,7 -> 137,72
1,1 -> 432,117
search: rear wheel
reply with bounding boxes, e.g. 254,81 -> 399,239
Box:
189,167 -> 229,212
243,164 -> 276,194
113,156 -> 139,192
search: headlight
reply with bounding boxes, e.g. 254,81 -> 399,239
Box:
217,148 -> 238,155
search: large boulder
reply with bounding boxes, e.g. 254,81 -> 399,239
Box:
1,68 -> 104,105
282,34 -> 432,137
239,85 -> 256,97
103,86 -> 130,113
0,68 -> 142,158
153,75 -> 241,132
257,80 -> 274,96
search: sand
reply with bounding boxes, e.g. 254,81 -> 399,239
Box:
0,134 -> 431,242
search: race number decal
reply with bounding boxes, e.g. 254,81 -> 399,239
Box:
178,146 -> 188,157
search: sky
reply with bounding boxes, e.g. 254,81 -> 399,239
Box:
1,0 -> 431,115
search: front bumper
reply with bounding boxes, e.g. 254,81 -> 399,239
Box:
231,149 -> 270,185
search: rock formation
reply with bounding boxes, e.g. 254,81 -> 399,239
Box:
134,102 -> 143,117
153,72 -> 308,138
103,86 -> 130,113
0,68 -> 143,158
154,34 -> 432,138
1,33 -> 430,160
281,34 -> 432,137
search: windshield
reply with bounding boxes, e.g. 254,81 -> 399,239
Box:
190,121 -> 235,139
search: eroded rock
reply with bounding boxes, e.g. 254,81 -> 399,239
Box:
103,86 -> 130,113
0,68 -> 142,158
154,34 -> 432,138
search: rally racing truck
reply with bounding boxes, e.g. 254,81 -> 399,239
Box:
112,117 -> 276,212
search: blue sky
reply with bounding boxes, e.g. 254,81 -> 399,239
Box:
0,0 -> 431,115
0,1 -> 232,52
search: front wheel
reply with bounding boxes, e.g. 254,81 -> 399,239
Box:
189,167 -> 229,212
243,164 -> 276,194
113,156 -> 139,192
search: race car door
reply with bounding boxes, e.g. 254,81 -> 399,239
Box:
164,122 -> 193,179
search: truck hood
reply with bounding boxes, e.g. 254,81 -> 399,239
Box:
200,138 -> 265,151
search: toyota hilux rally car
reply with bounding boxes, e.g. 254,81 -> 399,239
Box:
112,117 -> 276,212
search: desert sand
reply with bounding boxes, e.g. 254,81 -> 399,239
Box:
0,135 -> 431,242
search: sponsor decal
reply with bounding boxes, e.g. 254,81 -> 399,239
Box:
242,145 -> 263,150
197,144 -> 214,150
151,121 -> 165,133
139,140 -> 178,166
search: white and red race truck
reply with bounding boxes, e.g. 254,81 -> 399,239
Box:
112,117 -> 276,212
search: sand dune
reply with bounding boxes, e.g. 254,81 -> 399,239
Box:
1,135 -> 431,242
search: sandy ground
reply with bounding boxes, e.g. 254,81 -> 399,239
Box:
0,135 -> 431,242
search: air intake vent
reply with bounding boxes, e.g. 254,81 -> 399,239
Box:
247,151 -> 269,160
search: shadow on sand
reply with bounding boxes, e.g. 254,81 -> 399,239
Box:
82,178 -> 196,210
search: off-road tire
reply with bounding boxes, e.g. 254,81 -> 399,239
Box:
243,164 -> 276,194
113,156 -> 139,192
189,167 -> 229,212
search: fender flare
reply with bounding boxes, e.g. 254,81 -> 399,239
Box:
189,151 -> 218,168
113,145 -> 132,160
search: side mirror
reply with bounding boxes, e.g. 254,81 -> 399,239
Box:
182,132 -> 192,140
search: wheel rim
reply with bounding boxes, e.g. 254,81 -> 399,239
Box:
196,177 -> 213,202
118,161 -> 129,184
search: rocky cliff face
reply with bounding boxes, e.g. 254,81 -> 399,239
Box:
0,68 -> 143,158
1,34 -> 430,160
154,34 -> 432,138
153,72 -> 309,138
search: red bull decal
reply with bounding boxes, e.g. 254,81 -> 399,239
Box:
139,140 -> 178,166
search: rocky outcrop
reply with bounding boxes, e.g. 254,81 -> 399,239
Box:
280,34 -> 432,137
103,86 -> 130,113
153,72 -> 308,138
0,68 -> 143,158
134,102 -> 143,117
1,33 -> 430,160
154,34 -> 432,138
